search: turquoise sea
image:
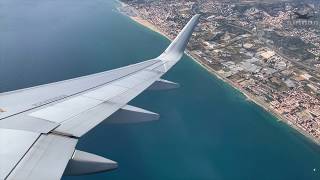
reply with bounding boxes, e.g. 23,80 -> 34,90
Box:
1,0 -> 320,179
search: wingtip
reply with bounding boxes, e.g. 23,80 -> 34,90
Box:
159,14 -> 201,61
195,14 -> 201,18
193,14 -> 201,22
190,14 -> 201,25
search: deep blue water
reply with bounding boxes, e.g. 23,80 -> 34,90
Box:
1,0 -> 320,179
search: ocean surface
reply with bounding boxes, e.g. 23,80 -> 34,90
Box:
1,0 -> 320,179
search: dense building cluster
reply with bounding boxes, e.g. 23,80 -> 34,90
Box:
120,0 -> 320,143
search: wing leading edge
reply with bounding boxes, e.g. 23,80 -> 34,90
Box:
0,14 -> 200,179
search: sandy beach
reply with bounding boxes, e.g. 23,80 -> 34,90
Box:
129,16 -> 169,39
116,0 -> 172,41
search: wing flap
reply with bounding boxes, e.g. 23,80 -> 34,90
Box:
0,129 -> 40,180
0,116 -> 58,133
29,96 -> 103,123
53,102 -> 120,137
6,134 -> 77,180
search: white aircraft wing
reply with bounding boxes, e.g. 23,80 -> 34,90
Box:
0,15 -> 200,180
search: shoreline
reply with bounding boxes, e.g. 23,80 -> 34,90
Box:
117,2 -> 320,145
188,53 -> 320,145
131,17 -> 171,40
130,16 -> 169,39
116,0 -> 171,41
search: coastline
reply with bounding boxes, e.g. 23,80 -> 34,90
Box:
188,54 -> 320,145
130,16 -> 171,40
116,2 -> 320,145
116,0 -> 171,41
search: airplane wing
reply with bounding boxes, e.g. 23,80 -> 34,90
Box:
0,14 -> 200,180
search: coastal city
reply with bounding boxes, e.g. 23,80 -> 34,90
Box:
119,0 -> 320,143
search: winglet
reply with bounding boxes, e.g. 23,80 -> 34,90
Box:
158,14 -> 200,61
